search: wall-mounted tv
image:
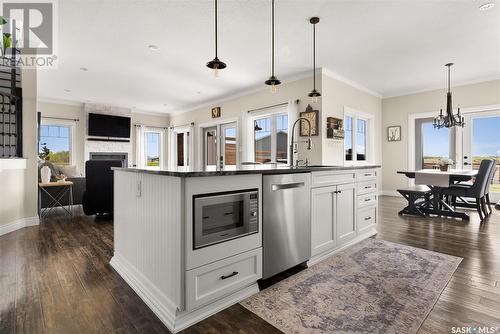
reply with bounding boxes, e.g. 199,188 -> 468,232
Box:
88,113 -> 131,138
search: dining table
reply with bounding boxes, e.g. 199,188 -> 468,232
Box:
397,169 -> 478,220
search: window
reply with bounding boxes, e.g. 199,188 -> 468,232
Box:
145,131 -> 161,169
39,124 -> 72,165
421,122 -> 450,169
344,109 -> 372,164
253,113 -> 288,163
174,130 -> 190,168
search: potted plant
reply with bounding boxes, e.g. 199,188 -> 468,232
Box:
438,158 -> 454,172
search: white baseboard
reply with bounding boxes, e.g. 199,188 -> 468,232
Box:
110,252 -> 259,333
379,190 -> 401,197
0,216 -> 39,237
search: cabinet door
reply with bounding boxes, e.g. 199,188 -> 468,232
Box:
311,186 -> 336,256
336,183 -> 356,246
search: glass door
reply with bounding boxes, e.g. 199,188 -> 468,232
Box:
202,122 -> 238,169
462,110 -> 500,201
221,122 -> 238,167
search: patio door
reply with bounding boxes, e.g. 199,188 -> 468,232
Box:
462,109 -> 500,201
202,122 -> 238,169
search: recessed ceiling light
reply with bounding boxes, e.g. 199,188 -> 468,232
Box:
64,89 -> 71,92
80,67 -> 88,71
196,91 -> 201,95
163,103 -> 168,107
479,2 -> 495,10
148,44 -> 159,51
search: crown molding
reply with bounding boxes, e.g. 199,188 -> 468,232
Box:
321,68 -> 383,98
383,75 -> 500,99
38,96 -> 83,107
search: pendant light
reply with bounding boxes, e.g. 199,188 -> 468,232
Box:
433,63 -> 465,129
308,17 -> 321,103
265,0 -> 281,93
206,0 -> 226,77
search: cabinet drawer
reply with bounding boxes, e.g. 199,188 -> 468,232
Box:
357,193 -> 377,208
357,169 -> 377,182
185,248 -> 262,311
358,206 -> 376,232
357,181 -> 377,195
312,171 -> 356,188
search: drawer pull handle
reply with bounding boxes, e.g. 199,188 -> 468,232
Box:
364,216 -> 372,221
364,173 -> 372,176
364,198 -> 371,202
364,186 -> 372,189
221,271 -> 239,280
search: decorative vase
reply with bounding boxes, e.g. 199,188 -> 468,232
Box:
41,165 -> 51,183
440,164 -> 449,172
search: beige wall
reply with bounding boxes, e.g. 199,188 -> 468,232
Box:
381,79 -> 500,193
0,68 -> 38,228
38,102 -> 169,172
170,73 -> 382,169
321,73 -> 383,167
171,76 -> 323,167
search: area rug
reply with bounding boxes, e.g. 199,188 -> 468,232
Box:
241,238 -> 462,334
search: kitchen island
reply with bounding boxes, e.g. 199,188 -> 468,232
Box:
111,164 -> 380,332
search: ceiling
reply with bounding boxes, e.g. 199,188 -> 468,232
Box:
38,0 -> 500,114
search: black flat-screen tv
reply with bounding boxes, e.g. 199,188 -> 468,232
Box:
88,113 -> 131,138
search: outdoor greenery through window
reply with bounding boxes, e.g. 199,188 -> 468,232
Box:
254,113 -> 288,163
39,125 -> 71,165
145,132 -> 161,168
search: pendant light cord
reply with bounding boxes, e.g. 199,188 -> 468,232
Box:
313,21 -> 316,90
448,65 -> 451,93
214,0 -> 218,58
271,0 -> 275,77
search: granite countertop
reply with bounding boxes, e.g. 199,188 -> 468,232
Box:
112,164 -> 381,178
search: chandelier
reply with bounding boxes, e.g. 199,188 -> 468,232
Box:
434,63 -> 464,129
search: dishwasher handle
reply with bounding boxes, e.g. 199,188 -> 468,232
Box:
271,182 -> 305,191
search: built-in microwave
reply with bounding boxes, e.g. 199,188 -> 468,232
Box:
193,189 -> 259,249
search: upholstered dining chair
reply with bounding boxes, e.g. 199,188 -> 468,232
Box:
440,159 -> 495,221
484,161 -> 497,216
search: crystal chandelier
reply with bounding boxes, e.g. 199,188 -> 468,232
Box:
433,63 -> 465,129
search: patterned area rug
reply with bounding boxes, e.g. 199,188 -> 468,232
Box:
241,238 -> 462,334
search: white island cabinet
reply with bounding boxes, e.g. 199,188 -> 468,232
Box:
111,165 -> 379,333
309,169 -> 378,265
111,170 -> 262,333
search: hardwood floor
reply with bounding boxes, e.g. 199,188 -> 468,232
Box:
0,196 -> 499,333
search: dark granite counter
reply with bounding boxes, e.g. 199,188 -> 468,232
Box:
112,164 -> 381,178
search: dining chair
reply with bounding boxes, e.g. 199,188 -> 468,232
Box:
484,162 -> 497,216
440,159 -> 495,221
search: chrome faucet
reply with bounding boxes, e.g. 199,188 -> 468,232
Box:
290,117 -> 313,167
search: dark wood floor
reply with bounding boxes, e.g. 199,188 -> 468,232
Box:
1,196 -> 499,333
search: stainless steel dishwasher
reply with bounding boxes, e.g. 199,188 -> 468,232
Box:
263,173 -> 311,279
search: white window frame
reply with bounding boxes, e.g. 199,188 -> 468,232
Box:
143,130 -> 164,170
249,107 -> 289,164
171,126 -> 191,170
343,107 -> 373,166
40,118 -> 76,166
198,118 -> 239,169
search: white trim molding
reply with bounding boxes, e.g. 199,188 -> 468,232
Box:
322,68 -> 383,98
0,158 -> 27,172
0,216 -> 40,237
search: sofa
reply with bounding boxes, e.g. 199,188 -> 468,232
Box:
38,160 -> 86,209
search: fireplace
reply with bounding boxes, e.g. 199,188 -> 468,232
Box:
89,152 -> 128,167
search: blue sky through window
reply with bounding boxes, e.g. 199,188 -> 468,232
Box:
472,117 -> 500,157
422,123 -> 449,157
39,125 -> 70,153
146,132 -> 160,157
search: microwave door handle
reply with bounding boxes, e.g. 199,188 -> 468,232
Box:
271,182 -> 305,191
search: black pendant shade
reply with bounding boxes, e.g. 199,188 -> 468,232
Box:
265,0 -> 281,92
308,17 -> 321,102
433,63 -> 465,129
206,0 -> 226,76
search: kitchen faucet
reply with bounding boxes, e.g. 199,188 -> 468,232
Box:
289,117 -> 313,167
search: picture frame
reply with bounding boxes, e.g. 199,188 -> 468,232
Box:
211,107 -> 221,118
299,104 -> 319,136
387,125 -> 401,142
